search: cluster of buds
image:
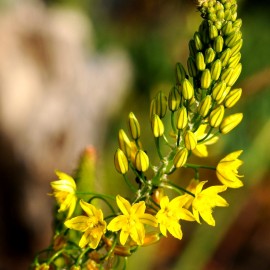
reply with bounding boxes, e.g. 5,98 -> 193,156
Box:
32,0 -> 244,269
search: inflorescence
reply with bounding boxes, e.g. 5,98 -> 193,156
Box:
32,0 -> 244,269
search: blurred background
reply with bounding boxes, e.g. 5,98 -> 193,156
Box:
0,0 -> 269,269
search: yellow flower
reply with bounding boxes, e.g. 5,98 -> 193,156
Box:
156,196 -> 194,240
216,150 -> 244,188
192,181 -> 228,226
50,170 -> 77,218
64,200 -> 106,249
107,195 -> 157,246
192,124 -> 219,157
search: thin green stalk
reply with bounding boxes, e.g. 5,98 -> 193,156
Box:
89,196 -> 116,215
160,181 -> 195,197
123,174 -> 137,193
155,137 -> 164,161
76,191 -> 115,201
185,163 -> 216,170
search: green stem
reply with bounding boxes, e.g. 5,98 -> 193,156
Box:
89,196 -> 116,214
177,129 -> 181,146
171,112 -> 177,133
76,246 -> 91,266
155,137 -> 164,161
123,174 -> 137,193
198,127 -> 214,143
76,191 -> 115,201
185,163 -> 216,170
47,248 -> 66,265
160,181 -> 195,197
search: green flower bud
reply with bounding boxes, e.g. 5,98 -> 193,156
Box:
196,52 -> 206,71
189,40 -> 197,57
230,39 -> 243,57
224,88 -> 242,108
212,81 -> 226,102
231,12 -> 237,21
177,106 -> 188,130
211,59 -> 222,81
176,62 -> 187,84
220,48 -> 232,67
218,86 -> 230,104
182,78 -> 194,100
233,18 -> 242,29
168,86 -> 181,112
128,112 -> 140,140
155,91 -> 167,118
213,35 -> 224,53
187,57 -> 198,77
135,150 -> 149,172
114,148 -> 128,174
118,129 -> 131,157
209,24 -> 218,39
224,9 -> 232,20
227,63 -> 242,87
194,32 -> 204,51
222,21 -> 233,36
201,69 -> 212,89
151,114 -> 164,137
209,13 -> 217,22
173,148 -> 189,168
228,52 -> 241,68
205,47 -> 216,64
230,4 -> 237,14
216,9 -> 225,20
221,67 -> 234,85
198,95 -> 212,117
225,31 -> 242,48
184,131 -> 197,150
214,20 -> 223,30
209,105 -> 225,127
220,113 -> 243,134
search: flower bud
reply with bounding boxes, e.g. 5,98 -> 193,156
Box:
173,147 -> 189,168
220,48 -> 232,67
70,266 -> 81,270
196,52 -> 206,71
212,81 -> 226,102
209,105 -> 225,127
222,21 -> 233,36
230,39 -> 243,57
198,95 -> 212,117
205,47 -> 216,64
150,98 -> 156,120
224,9 -> 232,20
220,113 -> 243,134
184,131 -> 197,150
227,63 -> 242,86
213,35 -> 224,53
152,188 -> 164,205
227,52 -> 241,68
176,62 -> 187,83
135,150 -> 149,172
168,86 -> 181,112
194,32 -> 203,51
214,20 -> 223,30
155,91 -> 167,118
182,78 -> 194,100
118,129 -> 131,157
209,24 -> 218,39
224,88 -> 242,108
211,59 -> 222,81
128,112 -> 140,140
221,67 -> 234,85
225,31 -> 242,48
187,56 -> 197,77
142,232 -> 160,246
151,114 -> 164,137
216,9 -> 225,20
189,39 -> 197,57
114,148 -> 129,174
177,106 -> 188,130
201,69 -> 212,89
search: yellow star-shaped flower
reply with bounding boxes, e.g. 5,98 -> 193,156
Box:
64,200 -> 106,249
156,196 -> 194,240
192,181 -> 228,226
50,170 -> 77,219
107,195 -> 157,246
216,150 -> 244,188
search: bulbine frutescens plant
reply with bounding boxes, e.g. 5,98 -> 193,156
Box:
33,0 -> 244,269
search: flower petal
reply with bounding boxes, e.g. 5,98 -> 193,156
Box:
119,229 -> 129,246
107,215 -> 127,232
131,201 -> 146,216
140,213 -> 158,227
64,216 -> 90,231
130,223 -> 145,245
116,195 -> 131,215
168,222 -> 183,240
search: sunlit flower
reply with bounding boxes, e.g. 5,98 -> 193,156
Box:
216,150 -> 244,188
156,196 -> 194,239
192,124 -> 219,157
50,170 -> 77,218
107,195 -> 157,246
192,181 -> 228,226
64,200 -> 106,249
